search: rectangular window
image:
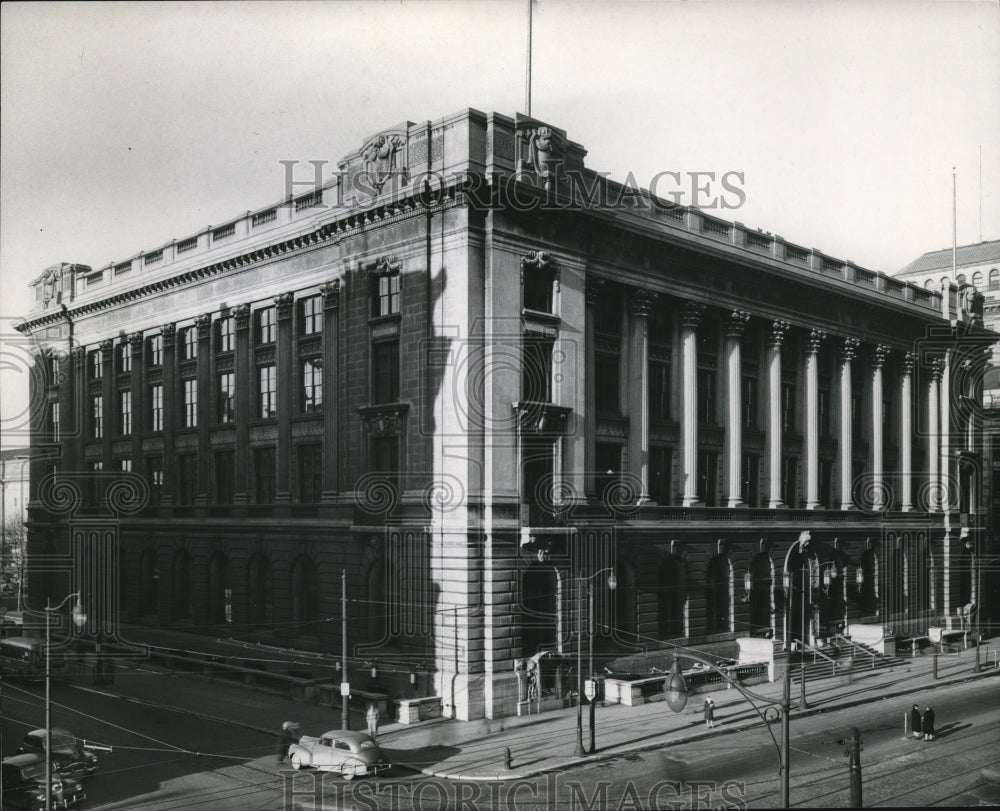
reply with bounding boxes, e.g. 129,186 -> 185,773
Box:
257,307 -> 276,345
595,354 -> 620,414
259,365 -> 277,418
522,336 -> 552,403
375,274 -> 401,317
298,443 -> 323,503
649,361 -> 670,421
148,334 -> 163,367
183,379 -> 198,428
92,394 -> 104,439
218,372 -> 235,423
782,456 -> 798,507
177,453 -> 198,505
594,295 -> 622,335
147,456 -> 163,506
254,447 -> 276,504
51,403 -> 60,442
742,454 -> 760,507
650,446 -> 673,504
119,458 -> 132,472
373,341 -> 400,403
90,349 -> 103,380
697,370 -> 716,425
523,269 -> 553,313
301,296 -> 322,335
370,435 -> 399,479
214,450 -> 235,504
118,342 -> 132,374
595,442 -> 622,499
742,376 -> 758,429
120,390 -> 132,436
782,383 -> 796,434
182,328 -> 198,360
302,358 -> 323,412
150,384 -> 163,431
218,317 -> 235,352
698,449 -> 719,507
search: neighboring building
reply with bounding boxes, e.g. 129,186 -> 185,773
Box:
16,109 -> 996,720
1,447 -> 30,598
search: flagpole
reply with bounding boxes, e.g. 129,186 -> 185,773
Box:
526,0 -> 533,116
952,167 -> 957,281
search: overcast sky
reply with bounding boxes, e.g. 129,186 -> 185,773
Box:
2,0 -> 998,448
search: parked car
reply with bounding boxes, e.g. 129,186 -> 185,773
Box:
1,753 -> 86,810
288,730 -> 391,779
19,728 -> 99,779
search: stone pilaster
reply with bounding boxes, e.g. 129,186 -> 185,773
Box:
766,320 -> 789,508
100,339 -> 114,462
628,289 -> 655,502
899,352 -> 914,511
73,345 -> 87,472
870,345 -> 889,511
680,302 -> 704,507
128,332 -> 144,473
233,303 -> 252,505
939,349 -> 952,512
584,279 -> 603,497
321,280 -> 341,501
839,337 -> 860,510
275,292 -> 294,505
160,323 -> 176,507
195,314 -> 212,505
804,329 -> 826,509
725,310 -> 750,507
927,359 -> 942,512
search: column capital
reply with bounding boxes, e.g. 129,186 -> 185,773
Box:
71,345 -> 87,364
161,323 -> 176,348
585,278 -> 605,307
768,319 -> 790,348
374,255 -> 403,276
680,301 -> 706,328
929,357 -> 945,380
629,288 -> 656,317
274,292 -> 294,321
872,344 -> 890,369
321,279 -> 342,310
902,351 -> 916,374
726,309 -> 751,338
806,329 -> 827,355
99,338 -> 114,356
839,336 -> 860,362
128,331 -> 144,353
234,303 -> 252,331
195,314 -> 213,340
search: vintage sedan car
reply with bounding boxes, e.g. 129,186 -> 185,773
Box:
19,728 -> 99,779
1,753 -> 86,810
288,730 -> 391,779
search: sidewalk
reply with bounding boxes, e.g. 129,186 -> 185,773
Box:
96,634 -> 1000,782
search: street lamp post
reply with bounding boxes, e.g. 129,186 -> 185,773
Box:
341,569 -> 349,730
572,567 -> 616,757
588,568 -> 616,754
45,593 -> 87,811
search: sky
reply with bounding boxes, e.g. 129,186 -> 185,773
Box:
2,0 -> 999,448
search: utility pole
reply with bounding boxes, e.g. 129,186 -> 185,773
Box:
781,663 -> 790,809
841,726 -> 863,808
341,569 -> 349,730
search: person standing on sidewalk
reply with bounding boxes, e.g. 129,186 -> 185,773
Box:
704,697 -> 715,729
922,706 -> 935,741
910,704 -> 922,739
366,702 -> 381,739
276,721 -> 300,764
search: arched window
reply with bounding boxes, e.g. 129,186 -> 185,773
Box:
291,556 -> 320,634
940,276 -> 949,288
208,552 -> 231,625
520,566 -> 558,657
957,273 -> 967,286
924,278 -> 934,290
614,560 -> 638,643
248,554 -> 273,626
860,549 -> 878,617
657,556 -> 686,639
172,550 -> 191,620
972,271 -> 983,290
990,268 -> 999,290
705,555 -> 731,633
749,553 -> 773,635
140,548 -> 158,617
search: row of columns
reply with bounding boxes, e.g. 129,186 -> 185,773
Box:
588,286 -> 956,512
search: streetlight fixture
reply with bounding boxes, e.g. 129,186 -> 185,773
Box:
573,567 -> 616,757
45,593 -> 87,811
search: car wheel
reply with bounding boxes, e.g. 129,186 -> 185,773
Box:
290,753 -> 304,770
341,762 -> 356,781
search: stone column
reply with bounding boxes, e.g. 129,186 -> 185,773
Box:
584,279 -> 602,497
100,339 -> 114,463
628,289 -> 655,502
939,349 -> 952,512
321,280 -> 341,500
927,359 -> 941,512
839,337 -> 860,510
680,302 -> 705,507
195,314 -> 212,505
805,329 -> 826,509
766,320 -> 789,509
233,303 -> 252,505
275,292 -> 294,504
899,352 -> 915,512
57,348 -> 76,472
128,332 -> 144,472
725,310 -> 750,507
870,345 -> 889,511
160,323 -> 177,507
73,345 -> 87,470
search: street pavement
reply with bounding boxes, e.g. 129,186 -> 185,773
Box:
91,633 -> 1000,783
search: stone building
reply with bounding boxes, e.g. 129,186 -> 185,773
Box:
16,109 -> 996,720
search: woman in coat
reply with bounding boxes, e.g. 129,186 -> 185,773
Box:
703,697 -> 716,729
910,704 -> 922,739
922,706 -> 935,741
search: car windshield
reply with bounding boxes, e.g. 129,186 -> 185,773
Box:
21,762 -> 47,779
51,732 -> 77,748
357,740 -> 376,750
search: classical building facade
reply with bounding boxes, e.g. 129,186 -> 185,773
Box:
17,109 -> 996,720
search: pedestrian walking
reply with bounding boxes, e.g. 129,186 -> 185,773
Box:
910,704 -> 922,739
366,702 -> 381,739
276,721 -> 300,764
703,696 -> 716,729
922,706 -> 935,741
